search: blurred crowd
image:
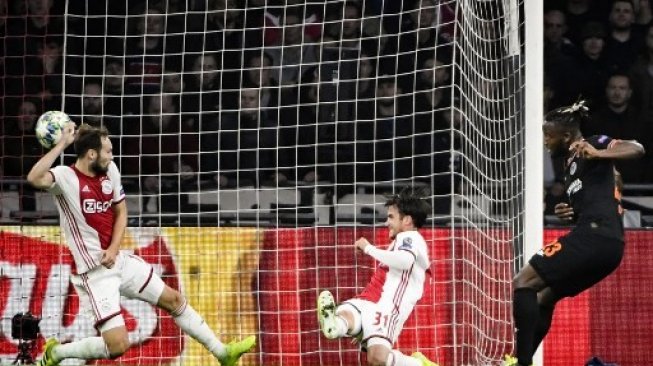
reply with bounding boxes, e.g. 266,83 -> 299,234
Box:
3,0 -> 651,216
543,0 -> 653,215
1,0 -> 461,213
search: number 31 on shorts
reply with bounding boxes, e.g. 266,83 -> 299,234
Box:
372,311 -> 390,327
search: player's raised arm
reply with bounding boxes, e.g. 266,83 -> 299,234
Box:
601,139 -> 645,159
27,122 -> 76,190
570,139 -> 645,160
356,237 -> 415,270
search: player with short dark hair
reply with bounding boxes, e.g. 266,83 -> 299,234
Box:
317,187 -> 438,366
28,123 -> 256,366
504,101 -> 645,366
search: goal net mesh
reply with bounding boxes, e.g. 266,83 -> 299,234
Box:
0,0 -> 526,365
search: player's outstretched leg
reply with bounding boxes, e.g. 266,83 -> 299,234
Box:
317,290 -> 339,339
166,292 -> 256,364
411,351 -> 439,366
217,335 -> 257,366
38,338 -> 60,366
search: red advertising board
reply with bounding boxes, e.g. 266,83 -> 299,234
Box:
1,227 -> 651,365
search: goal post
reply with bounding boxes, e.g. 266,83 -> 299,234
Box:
523,0 -> 544,364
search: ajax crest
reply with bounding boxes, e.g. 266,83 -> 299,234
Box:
101,180 -> 113,195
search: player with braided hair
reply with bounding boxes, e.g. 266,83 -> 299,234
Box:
504,101 -> 645,366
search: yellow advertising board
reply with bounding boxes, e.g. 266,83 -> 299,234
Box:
0,226 -> 262,366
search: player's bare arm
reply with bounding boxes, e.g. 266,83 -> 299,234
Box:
570,139 -> 645,160
27,122 -> 77,189
101,200 -> 127,269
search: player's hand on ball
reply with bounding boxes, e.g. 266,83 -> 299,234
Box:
59,122 -> 77,147
554,202 -> 574,221
355,237 -> 371,253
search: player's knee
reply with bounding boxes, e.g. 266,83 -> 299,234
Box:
158,286 -> 185,314
336,304 -> 362,335
512,274 -> 528,289
512,265 -> 543,290
169,289 -> 185,311
366,347 -> 390,366
106,337 -> 130,359
538,287 -> 559,307
366,352 -> 386,366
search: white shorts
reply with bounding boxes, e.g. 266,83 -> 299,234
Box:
340,298 -> 412,348
71,251 -> 165,333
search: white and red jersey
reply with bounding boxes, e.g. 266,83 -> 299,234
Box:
47,162 -> 125,274
358,230 -> 430,308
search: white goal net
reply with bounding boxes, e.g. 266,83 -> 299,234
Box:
0,0 -> 532,365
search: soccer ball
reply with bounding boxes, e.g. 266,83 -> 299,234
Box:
35,111 -> 71,149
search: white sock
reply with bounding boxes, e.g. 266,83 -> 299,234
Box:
334,315 -> 350,338
52,337 -> 110,361
172,300 -> 226,358
386,350 -> 421,366
336,306 -> 361,337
